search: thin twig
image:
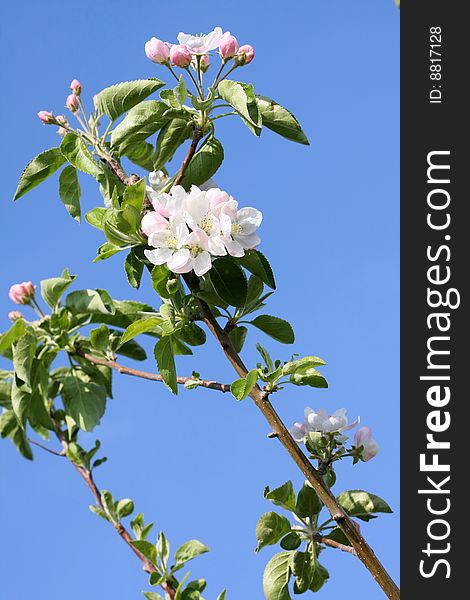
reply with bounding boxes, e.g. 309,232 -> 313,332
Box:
314,534 -> 357,556
28,438 -> 65,457
174,129 -> 204,186
75,350 -> 231,393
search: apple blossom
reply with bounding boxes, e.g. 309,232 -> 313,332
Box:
170,44 -> 192,68
354,426 -> 380,461
219,204 -> 262,257
141,210 -> 169,237
70,79 -> 82,95
148,170 -> 169,192
66,93 -> 79,112
8,310 -> 24,321
38,111 -> 55,124
290,407 -> 360,441
145,37 -> 170,64
8,281 -> 36,305
145,218 -> 190,271
219,32 -> 239,60
177,27 -> 224,54
184,186 -> 226,256
236,44 -> 255,66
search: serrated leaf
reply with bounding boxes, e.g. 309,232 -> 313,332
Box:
264,481 -> 296,511
0,320 -> 27,358
66,289 -> 115,315
111,100 -> 170,152
249,315 -> 294,344
61,373 -> 106,432
123,141 -> 157,171
154,119 -> 191,171
120,317 -> 163,346
59,165 -> 81,221
12,331 -> 36,387
263,551 -> 292,600
85,207 -> 107,230
290,367 -> 328,389
256,512 -> 292,552
97,79 -> 164,121
180,137 -> 224,190
124,249 -> 144,289
280,532 -> 301,551
292,550 -> 315,594
131,540 -> 157,565
256,95 -> 309,145
208,257 -> 247,307
154,337 -> 177,394
218,80 -> 261,132
295,481 -> 322,518
238,250 -> 276,289
228,326 -> 247,353
60,133 -> 103,177
14,148 -> 66,200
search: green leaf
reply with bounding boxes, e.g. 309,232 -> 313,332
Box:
151,264 -> 175,299
11,377 -> 31,427
40,268 -> 76,309
249,315 -> 294,344
228,326 -> 247,353
282,356 -> 326,376
208,257 -> 247,307
292,550 -> 315,594
88,299 -> 158,330
0,383 -> 12,409
263,551 -> 292,600
309,563 -> 329,592
97,79 -> 164,121
124,250 -> 144,289
154,118 -> 191,171
123,178 -> 146,212
93,242 -> 123,262
174,540 -> 209,566
216,592 -> 227,600
59,166 -> 81,221
0,409 -> 16,437
111,100 -> 170,152
157,531 -> 170,566
325,528 -> 351,547
177,323 -> 206,347
218,80 -> 262,132
295,481 -> 322,518
115,338 -> 147,362
14,148 -> 66,200
9,424 -> 33,460
143,593 -> 164,600
120,317 -> 163,346
256,95 -> 309,145
245,275 -> 264,307
239,250 -> 276,289
230,368 -> 258,401
61,373 -> 107,432
256,511 -> 292,552
175,76 -> 187,105
131,540 -> 157,565
90,324 -> 110,352
0,319 -> 26,358
290,367 -> 328,389
12,331 -> 36,387
336,490 -> 393,520
154,337 -> 177,394
116,498 -> 134,519
279,532 -> 301,551
60,133 -> 102,177
264,481 -> 296,512
122,141 -> 156,171
180,137 -> 224,190
66,289 -> 115,315
85,207 -> 107,230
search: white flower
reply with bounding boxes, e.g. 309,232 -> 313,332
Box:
220,202 -> 262,257
149,184 -> 187,219
144,218 -> 190,272
184,186 -> 226,256
176,227 -> 213,276
148,170 -> 170,192
289,407 -> 360,441
177,27 -> 224,54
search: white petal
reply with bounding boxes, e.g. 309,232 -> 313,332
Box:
193,251 -> 212,276
177,32 -> 192,45
168,249 -> 191,272
144,248 -> 172,265
238,232 -> 260,249
224,236 -> 245,257
208,235 -> 227,256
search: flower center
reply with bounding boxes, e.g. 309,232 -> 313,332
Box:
188,244 -> 202,258
167,234 -> 178,249
231,223 -> 243,235
200,214 -> 213,234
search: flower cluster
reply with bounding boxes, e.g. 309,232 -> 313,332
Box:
290,407 -> 379,462
38,79 -> 85,136
145,27 -> 254,70
142,184 -> 262,277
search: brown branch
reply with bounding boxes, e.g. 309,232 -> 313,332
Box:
54,429 -> 176,599
174,128 -> 204,186
27,438 -> 65,456
100,155 -> 139,186
182,273 -> 400,600
76,350 -> 231,393
314,534 -> 357,556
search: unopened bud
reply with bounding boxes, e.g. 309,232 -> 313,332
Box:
235,44 -> 255,66
8,281 -> 36,305
38,111 -> 55,125
70,79 -> 82,95
145,37 -> 170,64
66,94 -> 79,113
219,33 -> 239,60
8,310 -> 24,321
170,44 -> 192,68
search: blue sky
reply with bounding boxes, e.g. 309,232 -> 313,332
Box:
0,1 -> 399,598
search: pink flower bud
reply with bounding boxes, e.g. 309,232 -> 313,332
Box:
354,426 -> 379,461
199,54 -> 210,72
235,44 -> 255,66
66,94 -> 79,113
170,44 -> 192,68
8,282 -> 36,305
8,310 -> 24,321
56,115 -> 68,126
38,111 -> 55,124
141,211 -> 169,237
70,79 -> 82,95
219,33 -> 239,60
145,37 -> 170,64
